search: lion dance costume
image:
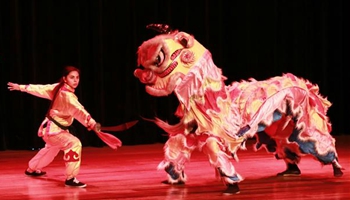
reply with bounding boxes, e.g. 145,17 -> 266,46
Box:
134,24 -> 344,194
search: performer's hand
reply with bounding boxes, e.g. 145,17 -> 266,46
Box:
93,122 -> 101,132
87,118 -> 97,131
7,82 -> 20,91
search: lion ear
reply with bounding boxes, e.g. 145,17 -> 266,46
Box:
179,38 -> 188,47
175,32 -> 195,48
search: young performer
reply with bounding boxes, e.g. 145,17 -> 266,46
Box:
8,66 -> 102,188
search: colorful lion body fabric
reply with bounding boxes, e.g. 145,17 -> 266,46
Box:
134,24 -> 343,194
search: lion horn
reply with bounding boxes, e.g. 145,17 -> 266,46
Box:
146,24 -> 174,34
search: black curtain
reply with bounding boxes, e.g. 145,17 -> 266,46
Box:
1,0 -> 349,150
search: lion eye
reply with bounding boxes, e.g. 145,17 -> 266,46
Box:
154,49 -> 165,67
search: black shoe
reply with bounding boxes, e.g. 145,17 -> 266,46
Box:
65,178 -> 87,188
333,167 -> 344,177
25,170 -> 47,177
223,183 -> 240,195
161,180 -> 185,185
332,160 -> 344,177
277,169 -> 301,176
277,163 -> 301,176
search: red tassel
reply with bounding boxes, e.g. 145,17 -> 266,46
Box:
95,131 -> 122,150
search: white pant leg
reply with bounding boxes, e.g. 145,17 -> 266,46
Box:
202,137 -> 243,184
29,131 -> 82,180
28,144 -> 60,171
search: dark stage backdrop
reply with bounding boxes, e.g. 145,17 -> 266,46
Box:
0,0 -> 349,150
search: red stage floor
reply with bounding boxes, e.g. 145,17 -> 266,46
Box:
0,135 -> 349,200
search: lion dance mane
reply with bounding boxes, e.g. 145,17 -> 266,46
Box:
134,24 -> 343,194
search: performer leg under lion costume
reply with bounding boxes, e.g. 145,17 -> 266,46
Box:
134,24 -> 344,194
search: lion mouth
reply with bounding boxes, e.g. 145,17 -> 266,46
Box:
146,73 -> 184,96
